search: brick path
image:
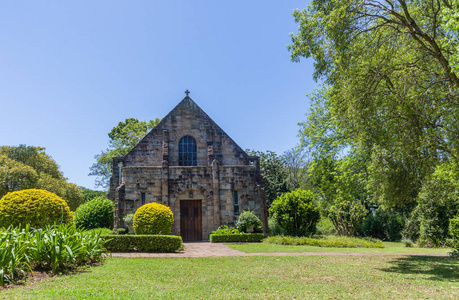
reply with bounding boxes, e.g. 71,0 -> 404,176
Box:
110,242 -> 448,258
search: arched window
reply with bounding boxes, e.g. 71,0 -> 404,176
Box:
179,136 -> 197,166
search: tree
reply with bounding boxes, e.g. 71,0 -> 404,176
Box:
89,118 -> 161,188
0,145 -> 84,210
269,189 -> 321,237
247,150 -> 290,205
290,0 -> 459,208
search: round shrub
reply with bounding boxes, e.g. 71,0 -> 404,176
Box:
74,196 -> 114,230
0,189 -> 72,228
133,203 -> 173,235
269,189 -> 320,237
237,210 -> 262,233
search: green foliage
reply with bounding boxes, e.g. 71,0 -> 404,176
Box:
236,211 -> 262,233
101,235 -> 183,252
415,163 -> 459,247
0,189 -> 72,228
450,217 -> 459,251
84,228 -> 114,236
116,228 -> 128,235
89,118 -> 161,188
291,0 -> 459,210
133,203 -> 173,235
80,187 -> 107,203
0,145 -> 84,211
360,210 -> 405,241
123,213 -> 134,227
264,235 -> 383,248
209,233 -> 264,243
74,197 -> 114,230
268,217 -> 285,236
212,225 -> 240,235
0,224 -> 107,285
246,150 -> 290,205
315,217 -> 336,236
269,189 -> 320,237
328,200 -> 367,237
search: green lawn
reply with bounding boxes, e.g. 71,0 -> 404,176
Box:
1,255 -> 458,299
227,241 -> 453,255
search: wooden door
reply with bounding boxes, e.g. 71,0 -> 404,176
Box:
180,200 -> 202,241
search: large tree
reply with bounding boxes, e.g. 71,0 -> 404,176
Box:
0,145 -> 83,210
290,0 -> 459,207
89,118 -> 161,188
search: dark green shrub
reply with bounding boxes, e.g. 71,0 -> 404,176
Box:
0,189 -> 72,228
74,197 -> 114,230
133,203 -> 173,235
268,217 -> 285,236
209,233 -> 264,243
416,163 -> 459,247
269,189 -> 320,237
328,200 -> 367,236
360,209 -> 405,241
402,206 -> 421,242
101,235 -> 183,252
237,211 -> 262,233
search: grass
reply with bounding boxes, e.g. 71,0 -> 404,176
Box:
1,255 -> 458,299
264,235 -> 384,248
227,241 -> 453,255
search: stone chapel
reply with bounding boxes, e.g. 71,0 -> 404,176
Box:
109,92 -> 268,241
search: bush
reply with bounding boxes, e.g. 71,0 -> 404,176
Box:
328,200 -> 367,236
212,225 -> 240,234
237,210 -> 262,233
101,235 -> 183,252
209,233 -> 264,243
116,228 -> 128,235
0,189 -> 72,228
415,163 -> 459,247
269,189 -> 320,237
360,209 -> 405,241
133,203 -> 173,235
450,216 -> 459,251
74,197 -> 114,230
123,213 -> 134,227
264,235 -> 384,248
316,217 -> 336,236
84,228 -> 114,236
268,217 -> 285,236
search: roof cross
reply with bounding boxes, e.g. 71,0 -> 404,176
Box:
185,89 -> 190,96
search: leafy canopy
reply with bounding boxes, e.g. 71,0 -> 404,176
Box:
89,118 -> 160,188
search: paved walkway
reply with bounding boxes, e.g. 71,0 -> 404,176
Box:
110,242 -> 449,258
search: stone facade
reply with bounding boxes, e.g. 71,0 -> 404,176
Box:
109,95 -> 268,240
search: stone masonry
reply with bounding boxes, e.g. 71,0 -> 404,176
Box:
109,94 -> 268,240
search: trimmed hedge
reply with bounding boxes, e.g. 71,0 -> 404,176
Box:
209,233 -> 264,243
101,235 -> 183,252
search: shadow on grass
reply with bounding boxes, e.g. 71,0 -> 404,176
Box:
379,256 -> 459,282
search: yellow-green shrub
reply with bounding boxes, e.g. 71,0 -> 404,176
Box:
0,189 -> 72,228
133,203 -> 173,235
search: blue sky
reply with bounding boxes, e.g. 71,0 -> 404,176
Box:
0,1 -> 316,190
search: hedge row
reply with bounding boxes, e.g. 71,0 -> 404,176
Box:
209,233 -> 264,243
101,235 -> 183,252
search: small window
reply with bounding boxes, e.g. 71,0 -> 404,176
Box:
179,136 -> 197,166
233,191 -> 239,215
141,192 -> 146,206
